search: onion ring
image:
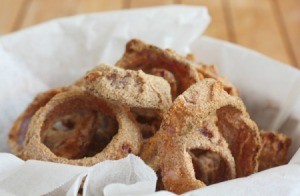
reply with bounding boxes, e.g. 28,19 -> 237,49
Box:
158,79 -> 261,193
21,90 -> 142,166
116,39 -> 200,97
159,126 -> 235,194
258,131 -> 291,171
83,64 -> 172,109
83,64 -> 172,153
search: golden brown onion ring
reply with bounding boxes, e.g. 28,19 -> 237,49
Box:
83,64 -> 172,151
116,39 -> 200,96
84,64 -> 172,110
21,90 -> 142,166
159,129 -> 235,194
158,79 -> 261,193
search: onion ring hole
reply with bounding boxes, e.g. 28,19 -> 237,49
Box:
41,111 -> 118,159
131,108 -> 162,139
189,149 -> 230,185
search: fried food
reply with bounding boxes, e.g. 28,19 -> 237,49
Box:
258,131 -> 291,171
159,127 -> 235,194
84,64 -> 172,109
21,90 -> 142,166
83,64 -> 172,143
83,63 -> 172,151
116,39 -> 200,97
115,40 -> 239,178
7,39 -> 294,194
157,79 -> 261,193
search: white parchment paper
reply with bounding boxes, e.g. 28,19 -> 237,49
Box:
0,5 -> 300,196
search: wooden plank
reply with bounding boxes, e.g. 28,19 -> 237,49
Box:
0,0 -> 25,35
275,0 -> 300,68
20,0 -> 80,29
76,0 -> 123,13
129,0 -> 173,8
228,0 -> 291,64
181,0 -> 230,41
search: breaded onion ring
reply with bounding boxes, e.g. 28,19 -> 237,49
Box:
258,131 -> 291,171
83,64 -> 172,109
116,39 -> 200,96
158,79 -> 261,193
159,128 -> 235,194
21,90 -> 142,166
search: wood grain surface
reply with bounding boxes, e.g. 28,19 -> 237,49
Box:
0,0 -> 299,68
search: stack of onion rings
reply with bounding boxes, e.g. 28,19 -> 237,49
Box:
7,39 -> 293,194
115,40 -> 291,192
116,40 -> 238,168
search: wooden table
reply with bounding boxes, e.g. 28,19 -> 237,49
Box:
1,0 -> 299,68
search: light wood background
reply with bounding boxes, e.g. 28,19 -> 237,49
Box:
0,0 -> 299,68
